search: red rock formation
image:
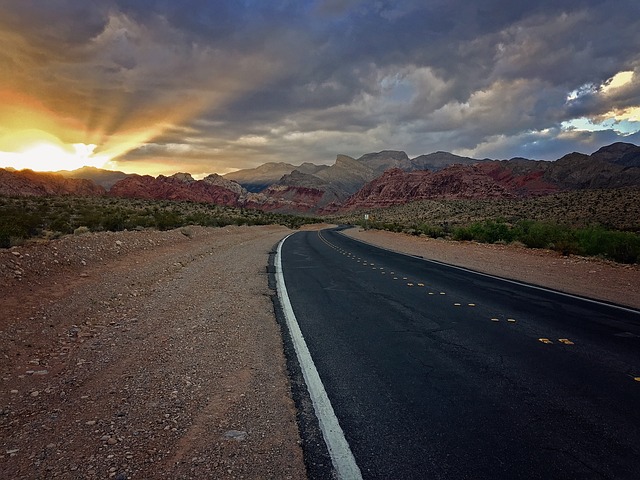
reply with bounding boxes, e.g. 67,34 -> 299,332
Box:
0,168 -> 105,197
342,165 -> 513,211
244,185 -> 326,213
474,162 -> 560,196
108,174 -> 240,206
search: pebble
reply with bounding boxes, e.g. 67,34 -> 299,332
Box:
30,390 -> 40,397
223,430 -> 247,441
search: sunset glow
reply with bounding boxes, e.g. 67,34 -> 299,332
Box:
0,1 -> 638,174
0,142 -> 109,172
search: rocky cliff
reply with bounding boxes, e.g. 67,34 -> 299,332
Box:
108,173 -> 242,206
340,142 -> 640,212
3,142 -> 639,215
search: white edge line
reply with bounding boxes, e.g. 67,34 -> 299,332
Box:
276,233 -> 363,480
339,230 -> 640,316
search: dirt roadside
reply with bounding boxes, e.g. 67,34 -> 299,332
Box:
342,227 -> 640,310
1,225 -> 306,479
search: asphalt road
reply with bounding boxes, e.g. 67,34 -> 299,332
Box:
278,227 -> 640,480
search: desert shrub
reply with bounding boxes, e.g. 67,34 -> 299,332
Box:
76,209 -> 104,230
0,208 -> 43,247
455,220 -> 515,244
452,226 -> 474,241
74,226 -> 90,235
576,227 -> 640,263
416,223 -> 446,238
101,213 -> 127,231
153,210 -> 183,230
515,221 -> 565,249
49,213 -> 73,234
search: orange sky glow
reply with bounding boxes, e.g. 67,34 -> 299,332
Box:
0,2 -> 638,176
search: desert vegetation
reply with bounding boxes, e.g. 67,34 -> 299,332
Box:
0,196 -> 319,248
333,188 -> 640,264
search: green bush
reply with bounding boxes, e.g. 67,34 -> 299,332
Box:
577,227 -> 640,263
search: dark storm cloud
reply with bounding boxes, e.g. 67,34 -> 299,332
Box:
1,0 -> 639,173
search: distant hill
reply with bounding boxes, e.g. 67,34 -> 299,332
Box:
2,143 -> 639,215
224,162 -> 307,192
340,143 -> 640,213
108,173 -> 243,206
57,166 -> 131,190
0,168 -> 105,197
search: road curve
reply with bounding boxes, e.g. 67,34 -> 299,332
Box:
278,227 -> 640,480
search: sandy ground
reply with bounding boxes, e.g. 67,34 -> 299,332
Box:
342,227 -> 640,310
1,225 -> 305,479
2,223 -> 638,480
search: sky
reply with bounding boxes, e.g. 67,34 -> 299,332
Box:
0,0 -> 639,177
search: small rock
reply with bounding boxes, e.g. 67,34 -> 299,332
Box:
86,420 -> 96,426
115,240 -> 123,247
30,390 -> 40,397
223,430 -> 247,441
107,437 -> 117,445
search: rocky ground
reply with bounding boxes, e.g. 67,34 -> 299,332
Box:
1,225 -> 306,479
2,224 -> 638,480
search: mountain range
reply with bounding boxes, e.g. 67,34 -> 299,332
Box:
1,142 -> 639,214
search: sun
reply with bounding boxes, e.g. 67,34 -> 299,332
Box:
0,130 -> 110,172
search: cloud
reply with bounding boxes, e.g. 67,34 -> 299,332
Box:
0,0 -> 639,174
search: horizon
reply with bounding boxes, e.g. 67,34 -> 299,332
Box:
2,140 -> 638,179
0,1 -> 639,176
3,141 -> 638,179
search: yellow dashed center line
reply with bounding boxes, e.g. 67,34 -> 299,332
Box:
558,338 -> 574,345
539,338 -> 553,344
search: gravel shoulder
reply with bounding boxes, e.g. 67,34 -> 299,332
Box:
1,225 -> 306,479
342,227 -> 640,310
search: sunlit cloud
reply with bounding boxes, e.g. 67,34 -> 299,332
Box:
601,71 -> 634,94
0,1 -> 638,174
